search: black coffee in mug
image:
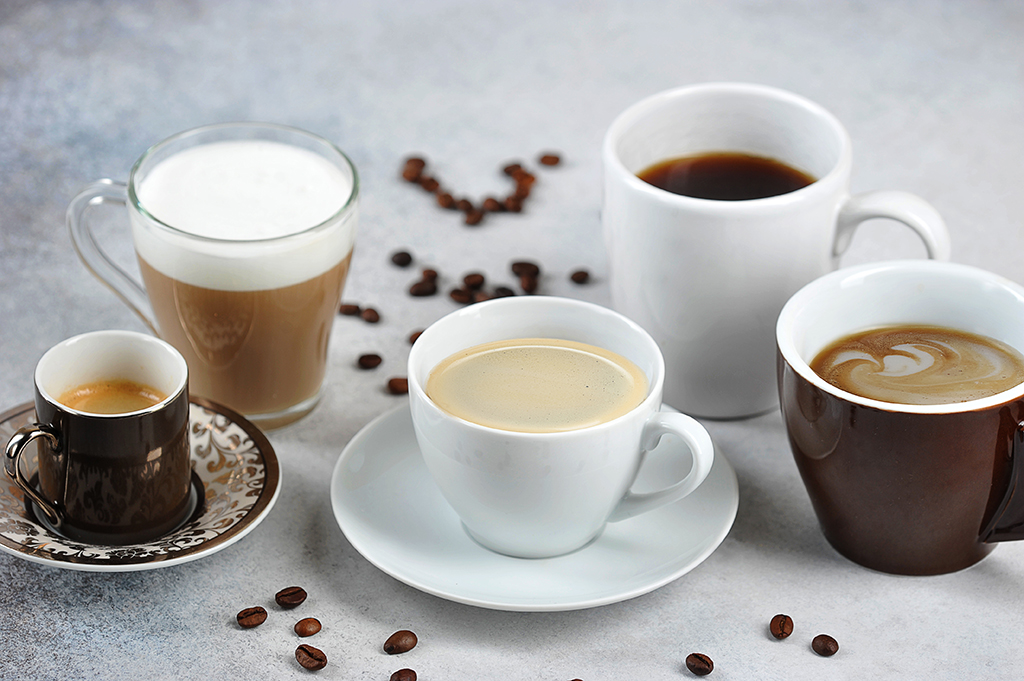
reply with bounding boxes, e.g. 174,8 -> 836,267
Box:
637,152 -> 815,201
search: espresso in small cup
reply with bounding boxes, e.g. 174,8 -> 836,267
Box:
811,325 -> 1024,405
58,379 -> 168,414
426,338 -> 648,433
637,152 -> 815,201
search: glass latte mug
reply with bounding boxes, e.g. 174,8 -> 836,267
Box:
67,123 -> 359,429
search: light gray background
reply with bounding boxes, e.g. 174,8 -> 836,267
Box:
2,1 -> 1023,678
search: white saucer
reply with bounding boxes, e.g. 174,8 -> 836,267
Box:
0,398 -> 280,572
331,404 -> 738,611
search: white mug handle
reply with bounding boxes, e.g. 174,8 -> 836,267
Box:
606,411 -> 715,522
66,179 -> 159,333
833,190 -> 951,261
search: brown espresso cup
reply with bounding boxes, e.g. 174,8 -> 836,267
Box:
776,260 -> 1024,575
4,330 -> 194,545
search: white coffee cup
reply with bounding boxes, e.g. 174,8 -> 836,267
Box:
407,296 -> 715,558
602,82 -> 951,419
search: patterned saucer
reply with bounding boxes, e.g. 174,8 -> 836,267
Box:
0,398 -> 280,571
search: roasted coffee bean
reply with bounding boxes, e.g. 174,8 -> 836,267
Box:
493,286 -> 515,298
339,303 -> 361,316
449,287 -> 473,305
511,261 -> 541,278
236,606 -> 267,629
418,176 -> 440,192
570,269 -> 590,284
358,354 -> 383,369
390,670 -> 417,681
361,308 -> 381,323
422,268 -> 439,281
539,153 -> 561,166
504,196 -> 523,212
519,274 -> 538,294
401,158 -> 425,182
503,162 -> 523,177
769,614 -> 794,640
464,209 -> 484,226
387,378 -> 409,395
472,291 -> 493,304
455,198 -> 473,213
294,617 -> 322,637
275,586 -> 308,609
482,197 -> 504,212
409,330 -> 423,344
391,251 -> 413,267
685,653 -> 714,676
409,280 -> 437,297
512,183 -> 531,200
295,644 -> 328,671
436,192 -> 456,209
812,634 -> 839,657
384,630 -> 418,654
463,273 -> 485,290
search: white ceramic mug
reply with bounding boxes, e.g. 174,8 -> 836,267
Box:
603,82 -> 951,419
407,296 -> 715,558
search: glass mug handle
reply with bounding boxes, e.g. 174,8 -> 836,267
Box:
66,179 -> 158,333
606,411 -> 715,522
3,424 -> 63,529
833,190 -> 951,261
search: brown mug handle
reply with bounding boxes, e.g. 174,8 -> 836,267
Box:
3,424 -> 63,528
982,420 -> 1024,543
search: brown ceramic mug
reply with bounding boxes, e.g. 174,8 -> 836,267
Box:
4,330 -> 195,545
776,260 -> 1024,575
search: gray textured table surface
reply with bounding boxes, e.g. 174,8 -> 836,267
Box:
3,1 -> 1023,679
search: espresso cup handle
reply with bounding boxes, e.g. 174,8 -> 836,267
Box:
3,424 -> 64,528
981,421 -> 1024,543
66,179 -> 159,333
833,190 -> 951,261
606,411 -> 715,523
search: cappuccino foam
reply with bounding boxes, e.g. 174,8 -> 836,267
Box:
811,325 -> 1024,405
426,338 -> 648,433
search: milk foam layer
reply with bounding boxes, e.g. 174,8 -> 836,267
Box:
811,325 -> 1024,405
426,338 -> 649,433
131,139 -> 356,291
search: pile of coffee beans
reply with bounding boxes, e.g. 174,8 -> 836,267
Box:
400,152 -> 561,227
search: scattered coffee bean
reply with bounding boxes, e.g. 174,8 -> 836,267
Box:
503,162 -> 523,177
418,176 -> 440,193
769,614 -> 794,640
472,290 -> 493,303
539,153 -> 561,166
409,280 -> 438,297
463,272 -> 485,290
390,670 -> 417,681
275,586 -> 308,609
449,287 -> 473,305
511,261 -> 541,278
482,197 -> 504,212
455,198 -> 473,213
295,644 -> 328,671
401,158 -> 425,182
812,634 -> 839,657
504,196 -> 523,212
295,617 -> 322,637
464,208 -> 484,226
512,183 -> 531,200
519,274 -> 538,294
493,286 -> 515,298
409,330 -> 423,344
361,308 -> 381,323
236,606 -> 268,629
437,192 -> 456,209
570,269 -> 590,284
339,303 -> 361,316
685,652 -> 714,676
422,268 -> 439,282
391,251 -> 414,267
358,354 -> 383,369
387,378 -> 409,395
384,630 -> 418,655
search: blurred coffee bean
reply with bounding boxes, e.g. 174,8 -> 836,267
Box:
519,274 -> 538,294
463,273 -> 485,289
503,162 -> 523,177
295,618 -> 322,637
236,606 -> 267,629
504,196 -> 522,212
358,354 -> 383,369
482,197 -> 504,212
812,634 -> 839,657
409,330 -> 423,344
570,269 -> 590,284
361,308 -> 381,323
384,630 -> 418,654
449,288 -> 473,305
387,378 -> 409,395
539,153 -> 561,166
391,251 -> 413,267
418,176 -> 439,192
437,192 -> 456,209
769,614 -> 793,639
464,209 -> 484,225
339,303 -> 361,316
455,198 -> 473,213
685,653 -> 714,676
511,261 -> 540,278
472,291 -> 494,303
422,268 -> 439,281
295,644 -> 328,670
493,286 -> 515,298
401,157 -> 425,182
409,280 -> 438,297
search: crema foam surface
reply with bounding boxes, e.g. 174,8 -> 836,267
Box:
426,338 -> 649,433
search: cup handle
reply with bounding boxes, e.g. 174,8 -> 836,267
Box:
606,411 -> 715,522
66,179 -> 159,333
981,421 -> 1024,543
833,190 -> 951,261
4,424 -> 63,528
